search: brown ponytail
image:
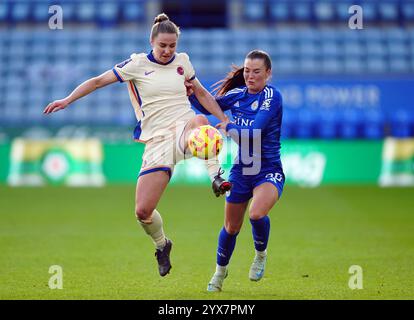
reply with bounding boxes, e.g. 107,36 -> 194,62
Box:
211,65 -> 245,97
150,13 -> 180,40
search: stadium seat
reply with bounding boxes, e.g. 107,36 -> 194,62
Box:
402,3 -> 414,22
0,2 -> 9,21
363,110 -> 385,139
299,57 -> 320,73
33,2 -> 50,23
321,41 -> 340,57
292,2 -> 312,22
314,2 -> 335,22
274,58 -> 297,74
243,0 -> 266,22
378,2 -> 399,22
343,42 -> 363,57
387,42 -> 408,58
336,2 -> 353,22
365,41 -> 387,58
386,28 -> 407,42
317,111 -> 338,139
296,109 -> 317,139
63,3 -> 77,22
366,58 -> 388,73
76,2 -> 96,23
298,42 -> 320,58
4,103 -> 24,125
97,2 -> 119,26
390,110 -> 414,137
281,108 -> 296,139
389,58 -> 410,73
322,59 -> 342,73
339,109 -> 362,139
11,2 -> 30,23
269,2 -> 290,22
121,2 -> 145,22
358,2 -> 377,22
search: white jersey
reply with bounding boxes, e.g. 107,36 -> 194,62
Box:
113,51 -> 196,142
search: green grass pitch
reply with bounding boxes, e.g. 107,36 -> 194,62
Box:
1,185 -> 413,300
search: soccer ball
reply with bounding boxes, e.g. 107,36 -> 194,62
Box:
187,125 -> 223,160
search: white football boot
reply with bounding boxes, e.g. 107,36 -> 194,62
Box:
207,269 -> 228,292
249,251 -> 267,281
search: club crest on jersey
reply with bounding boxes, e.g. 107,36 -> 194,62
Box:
251,100 -> 259,111
177,66 -> 184,75
260,98 -> 272,111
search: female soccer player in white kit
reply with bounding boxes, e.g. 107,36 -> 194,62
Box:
44,13 -> 231,277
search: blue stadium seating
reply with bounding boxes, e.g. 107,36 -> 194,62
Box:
363,110 -> 385,139
122,3 -> 145,22
11,3 -> 31,23
0,2 -> 414,137
0,1 -> 413,26
314,2 -> 335,22
269,2 -> 290,22
296,109 -> 317,139
243,0 -> 267,22
292,2 -> 312,21
317,111 -> 339,139
390,110 -> 414,138
33,2 -> 51,23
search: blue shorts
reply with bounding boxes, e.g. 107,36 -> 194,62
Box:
226,165 -> 285,204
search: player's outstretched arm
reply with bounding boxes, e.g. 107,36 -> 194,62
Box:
43,70 -> 118,114
191,78 -> 229,124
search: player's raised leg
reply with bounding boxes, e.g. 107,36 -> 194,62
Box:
181,114 -> 232,196
248,183 -> 279,281
207,201 -> 248,291
135,169 -> 172,276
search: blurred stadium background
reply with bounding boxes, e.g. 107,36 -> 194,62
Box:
1,0 -> 414,300
0,0 -> 414,186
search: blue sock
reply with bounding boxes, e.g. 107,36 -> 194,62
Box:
250,216 -> 270,252
216,227 -> 238,266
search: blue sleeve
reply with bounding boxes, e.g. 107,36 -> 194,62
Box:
189,94 -> 233,115
226,92 -> 282,140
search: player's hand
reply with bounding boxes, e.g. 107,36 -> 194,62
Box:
184,80 -> 194,96
43,99 -> 69,114
215,119 -> 230,133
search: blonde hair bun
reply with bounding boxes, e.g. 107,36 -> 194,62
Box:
154,13 -> 169,24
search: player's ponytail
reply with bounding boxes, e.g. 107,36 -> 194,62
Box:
151,13 -> 180,40
212,50 -> 272,97
211,66 -> 246,97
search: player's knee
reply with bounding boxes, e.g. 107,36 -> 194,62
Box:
224,223 -> 240,235
249,211 -> 267,221
135,206 -> 153,222
194,114 -> 208,126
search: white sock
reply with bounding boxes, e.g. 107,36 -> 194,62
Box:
215,264 -> 227,275
205,160 -> 222,183
139,209 -> 167,250
256,249 -> 267,258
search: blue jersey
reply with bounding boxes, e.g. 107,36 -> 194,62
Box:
190,85 -> 283,170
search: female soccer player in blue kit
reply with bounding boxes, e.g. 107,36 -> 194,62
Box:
189,50 -> 285,291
